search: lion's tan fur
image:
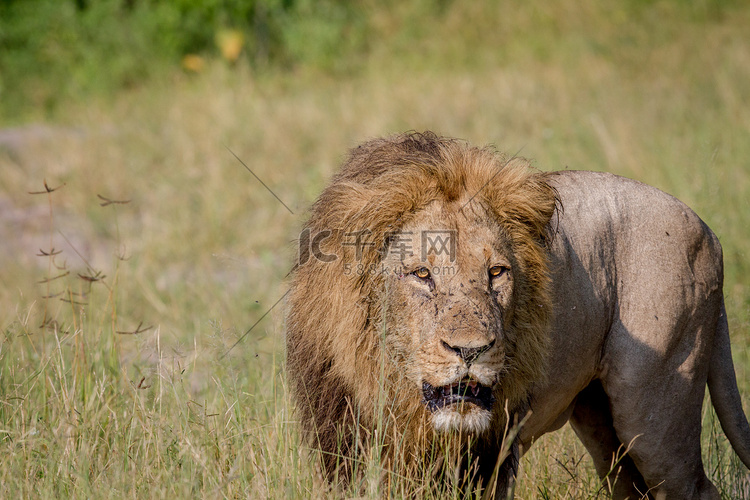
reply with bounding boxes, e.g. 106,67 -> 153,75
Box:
286,132 -> 557,481
287,132 -> 750,498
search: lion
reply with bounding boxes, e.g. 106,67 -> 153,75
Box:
286,132 -> 750,499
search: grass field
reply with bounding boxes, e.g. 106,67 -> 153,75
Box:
1,1 -> 749,497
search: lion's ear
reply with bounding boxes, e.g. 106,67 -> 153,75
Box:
529,178 -> 560,247
487,172 -> 559,246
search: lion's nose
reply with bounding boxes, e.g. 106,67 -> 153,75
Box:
441,339 -> 495,365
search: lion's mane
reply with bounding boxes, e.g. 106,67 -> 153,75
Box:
286,132 -> 558,482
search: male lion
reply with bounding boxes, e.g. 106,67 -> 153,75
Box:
286,132 -> 750,498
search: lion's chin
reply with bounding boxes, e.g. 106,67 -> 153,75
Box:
422,380 -> 495,434
430,405 -> 493,434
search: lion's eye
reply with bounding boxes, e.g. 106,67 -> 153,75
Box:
489,265 -> 508,278
414,267 -> 431,280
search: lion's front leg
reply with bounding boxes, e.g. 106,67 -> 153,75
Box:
482,439 -> 519,500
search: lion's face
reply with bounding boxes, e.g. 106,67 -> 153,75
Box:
380,201 -> 517,435
288,133 -> 555,480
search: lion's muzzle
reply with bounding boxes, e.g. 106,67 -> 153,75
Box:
421,379 -> 495,412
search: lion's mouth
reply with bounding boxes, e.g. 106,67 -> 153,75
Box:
421,379 -> 495,412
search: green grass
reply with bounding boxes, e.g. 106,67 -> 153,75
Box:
1,0 -> 749,497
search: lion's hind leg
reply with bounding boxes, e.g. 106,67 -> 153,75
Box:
569,380 -> 649,499
601,319 -> 721,500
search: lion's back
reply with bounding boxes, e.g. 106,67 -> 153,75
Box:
547,170 -> 723,291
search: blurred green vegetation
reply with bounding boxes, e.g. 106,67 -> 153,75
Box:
2,0 -> 746,123
0,0 -> 370,121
